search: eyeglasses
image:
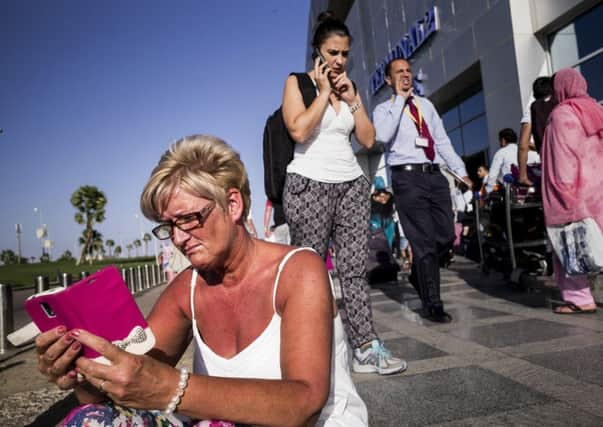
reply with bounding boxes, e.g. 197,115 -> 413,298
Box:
152,201 -> 216,240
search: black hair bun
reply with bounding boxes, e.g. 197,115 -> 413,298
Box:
317,10 -> 336,23
312,10 -> 351,49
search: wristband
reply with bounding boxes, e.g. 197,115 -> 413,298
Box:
165,367 -> 190,415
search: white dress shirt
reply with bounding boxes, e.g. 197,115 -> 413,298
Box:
373,95 -> 467,177
486,143 -> 541,192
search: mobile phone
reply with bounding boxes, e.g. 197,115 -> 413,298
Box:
313,48 -> 327,65
24,266 -> 155,363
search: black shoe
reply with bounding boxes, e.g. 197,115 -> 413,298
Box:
418,307 -> 431,319
427,307 -> 452,323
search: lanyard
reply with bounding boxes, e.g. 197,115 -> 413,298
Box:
403,98 -> 425,136
389,95 -> 426,135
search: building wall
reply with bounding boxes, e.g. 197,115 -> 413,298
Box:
529,0 -> 597,33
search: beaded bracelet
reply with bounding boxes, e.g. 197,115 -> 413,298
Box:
349,102 -> 361,114
165,367 -> 190,415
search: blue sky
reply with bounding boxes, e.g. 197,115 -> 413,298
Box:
0,0 -> 310,261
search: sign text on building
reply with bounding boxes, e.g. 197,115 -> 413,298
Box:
370,6 -> 439,95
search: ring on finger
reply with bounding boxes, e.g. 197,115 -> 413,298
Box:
98,379 -> 107,393
43,353 -> 57,363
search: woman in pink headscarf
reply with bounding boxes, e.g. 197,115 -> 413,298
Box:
541,68 -> 603,314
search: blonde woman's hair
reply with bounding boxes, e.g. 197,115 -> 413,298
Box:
140,135 -> 251,222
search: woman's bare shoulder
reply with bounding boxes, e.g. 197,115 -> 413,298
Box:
261,243 -> 328,307
259,241 -> 322,270
154,268 -> 193,309
256,242 -> 326,294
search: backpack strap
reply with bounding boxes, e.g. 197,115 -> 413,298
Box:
289,72 -> 317,108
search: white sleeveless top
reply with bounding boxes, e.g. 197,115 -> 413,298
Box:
286,87 -> 364,183
191,248 -> 368,426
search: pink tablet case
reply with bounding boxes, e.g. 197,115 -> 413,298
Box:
24,265 -> 155,362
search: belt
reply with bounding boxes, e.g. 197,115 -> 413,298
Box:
391,163 -> 441,173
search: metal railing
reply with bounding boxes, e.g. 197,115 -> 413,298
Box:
0,263 -> 166,358
0,283 -> 14,354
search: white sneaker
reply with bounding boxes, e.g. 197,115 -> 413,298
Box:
352,340 -> 407,375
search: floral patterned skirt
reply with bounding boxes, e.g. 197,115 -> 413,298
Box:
60,402 -> 246,427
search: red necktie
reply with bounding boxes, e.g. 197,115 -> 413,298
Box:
407,96 -> 435,161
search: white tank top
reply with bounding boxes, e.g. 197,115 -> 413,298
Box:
191,248 -> 368,426
286,90 -> 364,183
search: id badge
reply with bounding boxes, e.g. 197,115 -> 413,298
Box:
415,136 -> 429,148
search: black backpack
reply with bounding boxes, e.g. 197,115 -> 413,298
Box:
263,73 -> 316,205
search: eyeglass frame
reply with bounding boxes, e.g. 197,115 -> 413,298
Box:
152,201 -> 216,240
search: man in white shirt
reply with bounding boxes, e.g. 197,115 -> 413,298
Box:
486,128 -> 540,192
373,58 -> 472,323
476,165 -> 489,195
477,165 -> 489,183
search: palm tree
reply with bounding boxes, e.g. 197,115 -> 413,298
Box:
91,240 -> 105,261
71,186 -> 107,265
142,233 -> 152,256
114,245 -> 122,258
1,249 -> 17,265
78,230 -> 103,264
126,244 -> 133,258
105,239 -> 115,257
133,239 -> 142,257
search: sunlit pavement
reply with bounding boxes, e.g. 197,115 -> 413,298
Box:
354,257 -> 603,426
2,257 -> 603,426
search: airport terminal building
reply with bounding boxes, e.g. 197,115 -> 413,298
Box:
306,0 -> 602,182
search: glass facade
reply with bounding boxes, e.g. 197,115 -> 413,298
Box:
549,3 -> 603,102
441,89 -> 489,158
441,89 -> 489,181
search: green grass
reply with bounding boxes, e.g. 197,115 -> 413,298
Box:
0,257 -> 157,288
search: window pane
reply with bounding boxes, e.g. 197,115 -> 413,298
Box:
442,107 -> 460,131
577,54 -> 603,103
549,4 -> 603,71
459,91 -> 485,122
448,128 -> 463,155
574,3 -> 603,59
550,24 -> 578,71
461,116 -> 489,155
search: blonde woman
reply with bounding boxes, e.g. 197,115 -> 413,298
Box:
35,135 -> 367,426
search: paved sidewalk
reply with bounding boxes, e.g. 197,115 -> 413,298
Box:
1,257 -> 602,426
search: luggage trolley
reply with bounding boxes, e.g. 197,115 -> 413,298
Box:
474,182 -> 553,284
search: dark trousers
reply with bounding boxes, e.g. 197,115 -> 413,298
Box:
391,169 -> 455,310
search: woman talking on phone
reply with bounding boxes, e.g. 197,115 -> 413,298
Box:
282,11 -> 405,375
